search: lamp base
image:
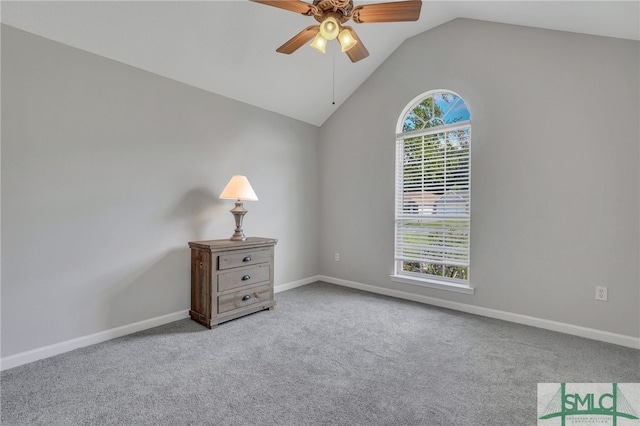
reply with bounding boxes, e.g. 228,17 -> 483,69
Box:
229,200 -> 248,241
229,231 -> 247,242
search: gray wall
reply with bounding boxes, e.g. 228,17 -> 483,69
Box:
1,25 -> 320,357
3,18 -> 640,359
319,19 -> 640,338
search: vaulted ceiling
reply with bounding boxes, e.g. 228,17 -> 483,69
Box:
2,1 -> 638,126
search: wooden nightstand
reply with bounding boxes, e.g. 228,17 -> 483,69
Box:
188,237 -> 277,328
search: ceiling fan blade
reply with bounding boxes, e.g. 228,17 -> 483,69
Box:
343,27 -> 369,63
276,26 -> 320,54
351,0 -> 422,23
250,0 -> 314,15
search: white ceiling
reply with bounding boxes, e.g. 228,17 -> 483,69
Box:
2,1 -> 639,126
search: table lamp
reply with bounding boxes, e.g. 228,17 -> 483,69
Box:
219,175 -> 258,241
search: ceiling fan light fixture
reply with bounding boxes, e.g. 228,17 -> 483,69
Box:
310,33 -> 328,53
252,0 -> 421,63
338,28 -> 358,52
319,16 -> 340,40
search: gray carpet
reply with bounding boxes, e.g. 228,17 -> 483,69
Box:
2,282 -> 639,425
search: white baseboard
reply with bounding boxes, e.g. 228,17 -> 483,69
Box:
1,276 -> 321,371
0,310 -> 190,371
274,275 -> 321,293
318,275 -> 640,350
4,274 -> 637,371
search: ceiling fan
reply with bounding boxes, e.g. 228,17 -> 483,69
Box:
251,0 -> 422,63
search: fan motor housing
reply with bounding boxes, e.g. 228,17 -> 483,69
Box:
312,0 -> 354,23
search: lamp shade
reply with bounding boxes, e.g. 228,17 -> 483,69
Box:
338,28 -> 357,52
219,175 -> 258,201
319,17 -> 339,40
310,33 -> 327,53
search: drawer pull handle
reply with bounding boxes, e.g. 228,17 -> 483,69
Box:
242,295 -> 251,301
243,256 -> 252,262
241,275 -> 251,281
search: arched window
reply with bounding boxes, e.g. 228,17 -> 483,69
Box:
393,90 -> 472,293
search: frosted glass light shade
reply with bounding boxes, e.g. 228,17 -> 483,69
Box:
310,33 -> 327,53
219,175 -> 258,201
319,17 -> 339,40
338,28 -> 357,52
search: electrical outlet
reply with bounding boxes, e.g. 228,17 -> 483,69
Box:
595,286 -> 608,301
334,253 -> 340,261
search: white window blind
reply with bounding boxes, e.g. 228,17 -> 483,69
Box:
394,91 -> 471,284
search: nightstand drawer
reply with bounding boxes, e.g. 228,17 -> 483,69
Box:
218,284 -> 272,314
217,263 -> 270,292
218,248 -> 271,270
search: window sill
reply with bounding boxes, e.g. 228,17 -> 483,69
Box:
390,275 -> 475,295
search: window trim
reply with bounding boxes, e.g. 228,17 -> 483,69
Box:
390,274 -> 475,295
392,89 -> 474,294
